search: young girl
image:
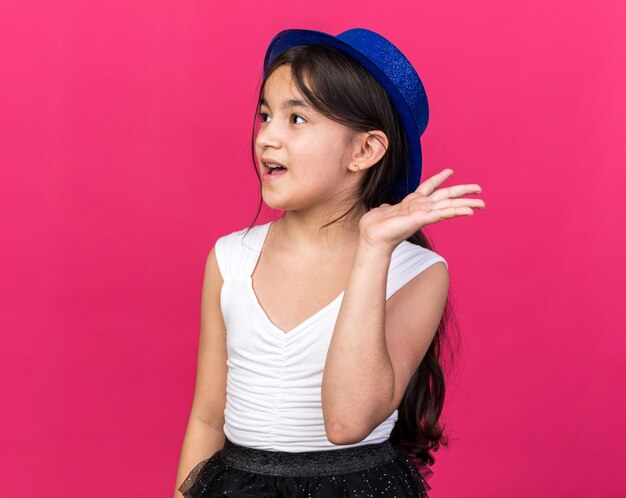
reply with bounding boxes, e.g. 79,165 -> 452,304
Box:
174,27 -> 485,497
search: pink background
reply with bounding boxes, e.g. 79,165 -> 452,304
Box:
2,1 -> 624,497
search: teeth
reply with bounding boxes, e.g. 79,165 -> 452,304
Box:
266,163 -> 284,169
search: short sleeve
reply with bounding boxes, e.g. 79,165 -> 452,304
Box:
386,241 -> 448,300
213,227 -> 256,281
214,234 -> 232,280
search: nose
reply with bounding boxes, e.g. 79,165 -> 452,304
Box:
255,117 -> 283,151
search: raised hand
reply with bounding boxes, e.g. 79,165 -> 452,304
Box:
358,169 -> 485,252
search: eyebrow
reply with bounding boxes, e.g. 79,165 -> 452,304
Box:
260,97 -> 312,111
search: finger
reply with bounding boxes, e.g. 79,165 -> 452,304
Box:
430,198 -> 486,211
415,169 -> 454,196
422,205 -> 475,223
420,208 -> 474,227
429,183 -> 482,203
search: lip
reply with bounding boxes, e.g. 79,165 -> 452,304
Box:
259,157 -> 288,183
260,162 -> 288,183
260,157 -> 286,168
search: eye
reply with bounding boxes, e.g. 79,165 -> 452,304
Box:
258,111 -> 270,122
291,114 -> 306,124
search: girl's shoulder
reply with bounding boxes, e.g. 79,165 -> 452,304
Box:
215,222 -> 267,251
385,240 -> 448,300
392,240 -> 448,270
213,222 -> 269,279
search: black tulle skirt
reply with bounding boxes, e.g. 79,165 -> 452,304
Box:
178,437 -> 433,497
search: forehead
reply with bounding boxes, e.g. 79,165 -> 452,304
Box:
261,66 -> 312,109
263,64 -> 297,92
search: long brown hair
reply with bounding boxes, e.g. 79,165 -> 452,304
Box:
244,44 -> 462,469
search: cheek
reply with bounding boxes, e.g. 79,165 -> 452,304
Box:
295,136 -> 348,180
297,157 -> 344,187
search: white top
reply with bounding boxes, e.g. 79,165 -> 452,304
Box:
215,221 -> 448,452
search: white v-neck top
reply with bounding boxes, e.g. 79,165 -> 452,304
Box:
215,221 -> 448,452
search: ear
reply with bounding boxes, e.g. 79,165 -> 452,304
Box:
350,130 -> 389,172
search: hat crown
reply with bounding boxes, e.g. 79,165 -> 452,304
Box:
334,28 -> 429,137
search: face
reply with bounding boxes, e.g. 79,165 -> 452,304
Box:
255,64 -> 357,212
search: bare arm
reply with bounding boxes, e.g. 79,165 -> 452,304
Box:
322,239 -> 448,445
173,245 -> 228,496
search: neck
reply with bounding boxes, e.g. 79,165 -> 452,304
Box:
273,205 -> 367,255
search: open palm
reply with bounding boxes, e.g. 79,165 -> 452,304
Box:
358,169 -> 486,252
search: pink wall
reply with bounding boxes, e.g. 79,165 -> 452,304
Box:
2,0 -> 624,496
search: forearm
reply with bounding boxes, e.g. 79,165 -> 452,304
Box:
173,417 -> 225,497
322,238 -> 395,444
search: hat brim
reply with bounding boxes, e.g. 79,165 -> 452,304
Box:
263,28 -> 423,198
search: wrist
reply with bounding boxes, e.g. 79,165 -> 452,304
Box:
355,236 -> 394,262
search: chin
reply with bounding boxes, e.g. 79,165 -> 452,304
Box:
261,192 -> 290,211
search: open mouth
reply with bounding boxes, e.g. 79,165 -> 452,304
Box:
264,163 -> 288,175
